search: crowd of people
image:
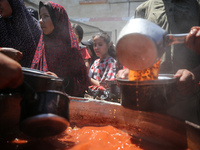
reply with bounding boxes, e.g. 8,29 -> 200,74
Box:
0,0 -> 200,124
0,0 -> 122,98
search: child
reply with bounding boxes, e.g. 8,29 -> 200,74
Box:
89,32 -> 117,88
72,24 -> 91,74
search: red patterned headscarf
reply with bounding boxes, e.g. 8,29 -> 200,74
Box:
31,1 -> 89,96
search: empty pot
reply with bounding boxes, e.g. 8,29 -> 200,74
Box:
20,90 -> 70,138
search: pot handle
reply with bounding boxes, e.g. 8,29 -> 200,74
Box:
166,33 -> 188,46
43,90 -> 88,101
22,81 -> 36,94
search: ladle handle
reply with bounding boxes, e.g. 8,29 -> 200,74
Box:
166,33 -> 188,45
45,90 -> 88,101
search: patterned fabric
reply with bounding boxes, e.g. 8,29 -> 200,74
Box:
0,0 -> 41,67
89,56 -> 117,83
31,1 -> 89,96
80,46 -> 91,60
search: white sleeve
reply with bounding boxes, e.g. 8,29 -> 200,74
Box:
88,69 -> 92,77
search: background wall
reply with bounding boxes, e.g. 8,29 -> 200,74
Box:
24,0 -> 146,44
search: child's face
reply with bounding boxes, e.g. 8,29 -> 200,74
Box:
93,36 -> 109,59
39,6 -> 55,35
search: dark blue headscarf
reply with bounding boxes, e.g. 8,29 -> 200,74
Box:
0,0 -> 41,67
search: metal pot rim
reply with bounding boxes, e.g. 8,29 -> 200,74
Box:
22,67 -> 63,81
116,74 -> 177,85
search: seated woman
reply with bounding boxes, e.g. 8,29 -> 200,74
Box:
0,0 -> 41,67
31,1 -> 89,97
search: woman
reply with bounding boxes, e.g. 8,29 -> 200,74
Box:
0,0 -> 41,67
31,1 -> 89,97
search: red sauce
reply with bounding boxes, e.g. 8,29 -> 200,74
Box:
10,138 -> 28,144
59,125 -> 143,150
0,125 -> 143,150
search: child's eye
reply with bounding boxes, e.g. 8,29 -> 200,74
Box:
40,14 -> 49,19
44,15 -> 49,18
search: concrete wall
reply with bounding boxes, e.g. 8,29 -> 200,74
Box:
24,0 -> 145,44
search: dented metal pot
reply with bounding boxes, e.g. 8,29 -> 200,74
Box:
116,18 -> 188,71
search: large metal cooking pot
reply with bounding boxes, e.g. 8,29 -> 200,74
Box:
116,74 -> 178,113
69,99 -> 200,150
116,18 -> 188,71
0,98 -> 200,149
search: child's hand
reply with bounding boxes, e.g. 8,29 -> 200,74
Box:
45,71 -> 58,77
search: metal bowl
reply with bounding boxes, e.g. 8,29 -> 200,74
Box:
116,74 -> 178,112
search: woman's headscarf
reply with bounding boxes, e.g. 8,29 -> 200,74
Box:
31,1 -> 89,96
0,0 -> 41,67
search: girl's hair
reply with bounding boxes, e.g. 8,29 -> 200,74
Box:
72,24 -> 84,42
93,32 -> 116,59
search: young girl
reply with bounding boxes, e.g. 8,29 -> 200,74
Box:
31,1 -> 89,97
88,32 -> 118,88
